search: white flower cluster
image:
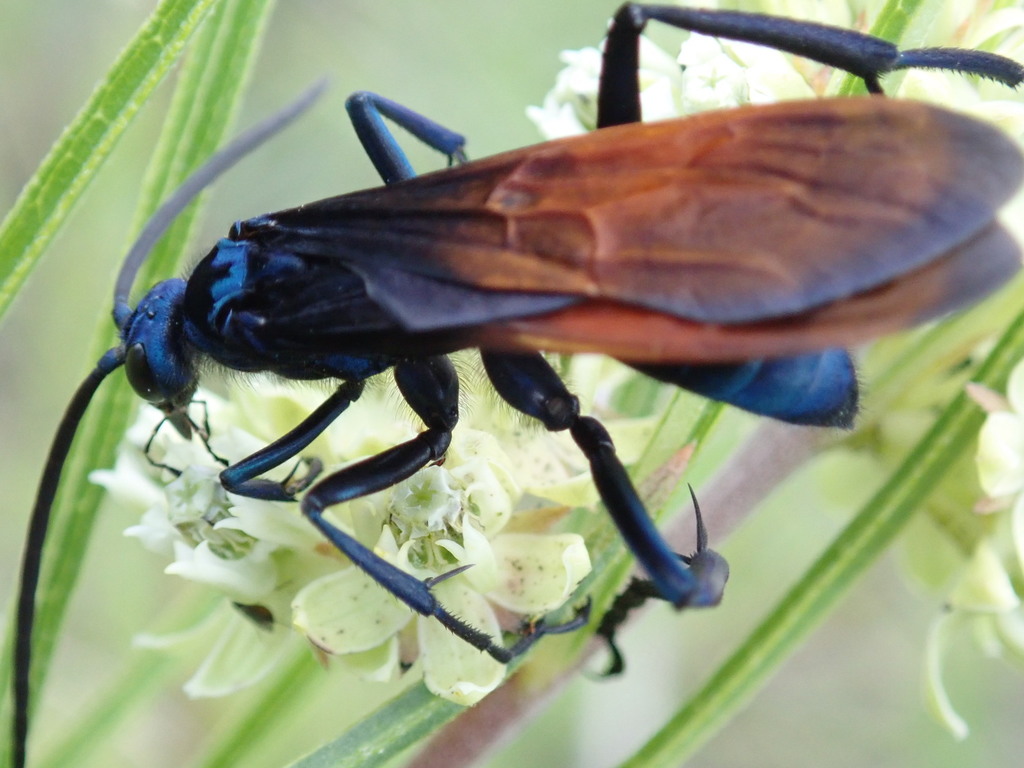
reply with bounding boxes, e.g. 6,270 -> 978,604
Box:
94,362 -> 605,705
933,364 -> 1024,738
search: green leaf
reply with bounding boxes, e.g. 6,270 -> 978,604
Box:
0,0 -> 219,324
0,1 -> 277,765
286,684 -> 463,768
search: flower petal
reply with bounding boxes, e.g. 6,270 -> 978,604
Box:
219,496 -> 322,550
419,581 -> 505,705
458,517 -> 499,593
976,412 -> 1024,497
923,613 -> 970,740
948,541 -> 1021,612
993,610 -> 1024,664
292,568 -> 412,654
90,452 -> 163,511
1011,492 -> 1024,578
183,611 -> 291,698
338,637 -> 402,682
1006,359 -> 1024,415
124,505 -> 182,558
165,541 -> 277,603
487,532 -> 591,613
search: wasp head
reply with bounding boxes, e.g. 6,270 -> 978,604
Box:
121,278 -> 198,437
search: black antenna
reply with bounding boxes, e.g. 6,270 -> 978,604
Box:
12,351 -> 124,768
12,83 -> 327,768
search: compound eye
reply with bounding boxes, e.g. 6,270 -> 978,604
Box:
125,343 -> 163,403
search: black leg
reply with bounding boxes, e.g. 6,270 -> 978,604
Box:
480,351 -> 729,610
598,3 -> 1024,127
346,91 -> 468,184
596,486 -> 727,675
143,400 -> 230,478
219,380 -> 364,501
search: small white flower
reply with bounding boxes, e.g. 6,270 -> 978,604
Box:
919,355 -> 1024,737
974,360 -> 1024,574
528,38 -> 686,138
977,363 -> 1024,499
947,541 -> 1022,613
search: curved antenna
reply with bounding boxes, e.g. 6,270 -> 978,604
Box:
15,82 -> 329,768
113,79 -> 329,324
13,348 -> 124,768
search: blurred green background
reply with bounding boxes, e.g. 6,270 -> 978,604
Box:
1,1 -> 1022,766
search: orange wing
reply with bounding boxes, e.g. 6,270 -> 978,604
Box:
251,97 -> 1021,360
472,223 -> 1017,362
